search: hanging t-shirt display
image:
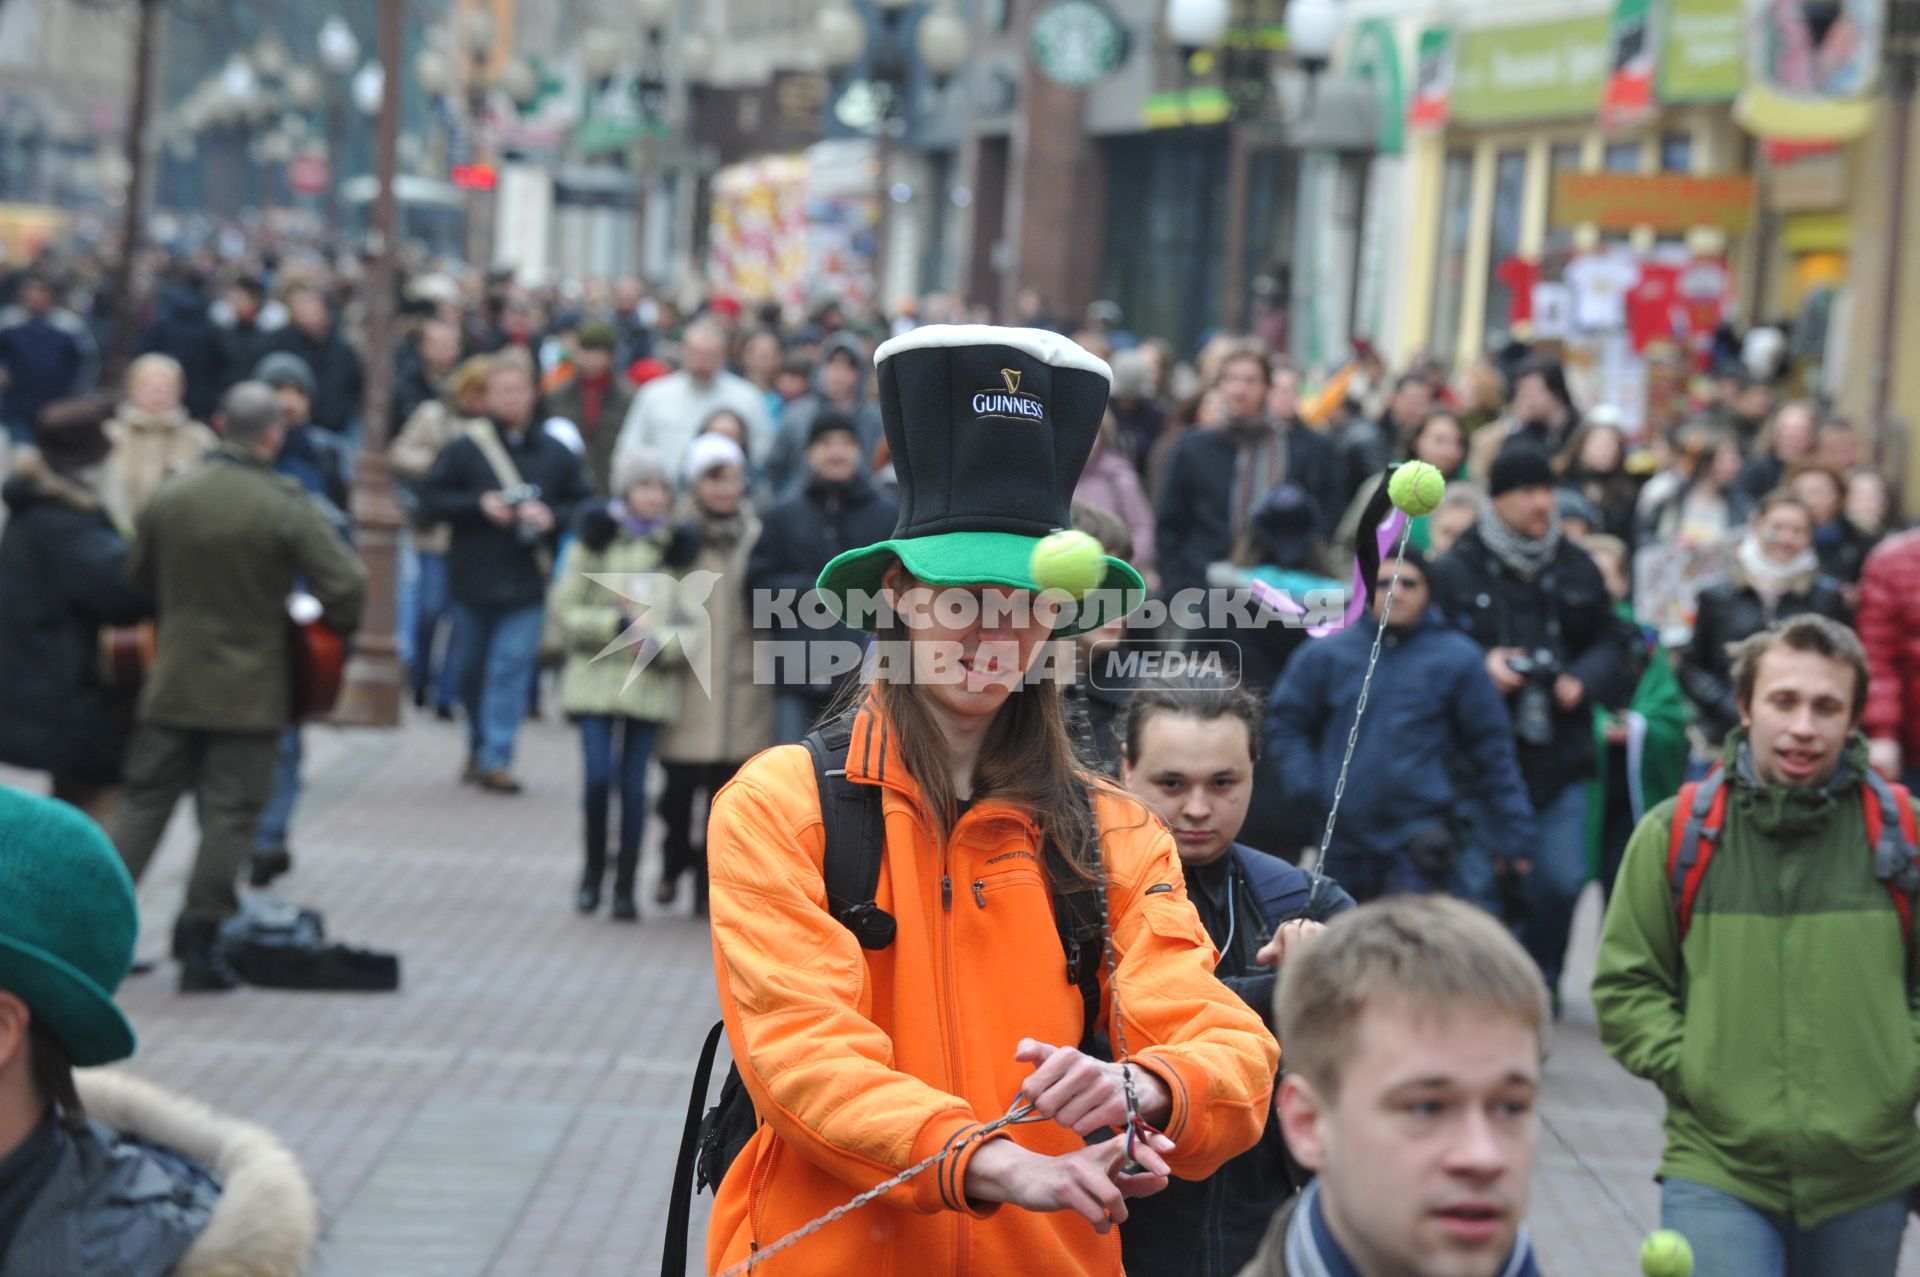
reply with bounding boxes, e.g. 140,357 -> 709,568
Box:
1530,282 -> 1574,340
1625,261 -> 1683,353
1564,248 -> 1640,332
1494,256 -> 1540,327
1677,256 -> 1733,366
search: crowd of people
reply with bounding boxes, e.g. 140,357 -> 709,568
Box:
0,239 -> 1918,1277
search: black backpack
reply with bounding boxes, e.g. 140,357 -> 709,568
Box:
660,713 -> 1105,1274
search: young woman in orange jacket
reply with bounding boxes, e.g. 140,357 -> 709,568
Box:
704,327 -> 1279,1274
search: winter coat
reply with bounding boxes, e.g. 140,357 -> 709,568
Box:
1427,524 -> 1639,805
130,446 -> 367,734
745,474 -> 898,704
389,338 -> 441,429
764,337 -> 884,500
1592,731 -> 1920,1228
613,369 -> 773,481
1156,423 -> 1348,601
272,425 -> 351,536
1121,845 -> 1353,1277
4,1069 -> 317,1277
99,408 -> 218,534
1679,565 -> 1850,744
546,506 -> 684,722
704,696 -> 1279,1275
658,504 -> 774,764
1110,395 -> 1168,475
388,399 -> 472,556
0,452 -> 151,782
1072,447 -> 1156,575
0,310 -> 95,434
417,418 -> 595,611
136,285 -> 225,422
264,324 -> 364,435
214,320 -> 274,399
544,370 -> 636,496
1858,531 -> 1920,761
1588,605 -> 1691,873
1813,517 -> 1878,585
1266,610 -> 1540,866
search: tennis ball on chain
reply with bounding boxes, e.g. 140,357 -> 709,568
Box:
1387,460 -> 1447,518
1029,529 -> 1107,600
1639,1229 -> 1694,1277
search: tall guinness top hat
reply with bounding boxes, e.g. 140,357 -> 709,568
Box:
816,325 -> 1145,636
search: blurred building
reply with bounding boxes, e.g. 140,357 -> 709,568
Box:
0,0 -> 137,229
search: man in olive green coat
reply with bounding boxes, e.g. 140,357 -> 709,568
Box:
1593,615 -> 1920,1277
111,381 -> 367,993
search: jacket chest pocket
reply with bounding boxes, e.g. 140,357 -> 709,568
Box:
966,864 -> 1050,912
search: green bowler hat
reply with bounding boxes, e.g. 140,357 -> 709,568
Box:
0,788 -> 139,1067
816,325 -> 1146,636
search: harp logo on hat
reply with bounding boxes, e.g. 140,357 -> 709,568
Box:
971,368 -> 1047,422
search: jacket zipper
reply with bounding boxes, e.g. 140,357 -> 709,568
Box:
940,818 -> 968,1269
746,1128 -> 777,1255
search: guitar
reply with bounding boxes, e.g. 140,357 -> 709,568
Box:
100,593 -> 346,722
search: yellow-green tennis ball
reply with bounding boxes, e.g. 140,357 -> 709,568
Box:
1388,461 -> 1447,517
1029,530 -> 1107,600
1639,1229 -> 1694,1277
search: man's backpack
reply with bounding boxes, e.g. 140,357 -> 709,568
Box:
1666,765 -> 1920,941
660,714 -> 1107,1275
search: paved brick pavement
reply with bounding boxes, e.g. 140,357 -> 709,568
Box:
6,709 -> 1917,1275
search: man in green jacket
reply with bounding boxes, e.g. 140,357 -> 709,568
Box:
111,381 -> 366,993
1593,614 -> 1920,1277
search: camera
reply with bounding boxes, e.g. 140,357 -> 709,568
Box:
1504,648 -> 1561,747
498,483 -> 545,547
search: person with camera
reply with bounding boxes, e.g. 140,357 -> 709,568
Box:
1427,444 -> 1637,1009
1266,544 -> 1538,904
421,350 -> 594,794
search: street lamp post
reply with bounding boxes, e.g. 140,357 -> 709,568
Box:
332,0 -> 407,728
816,0 -> 968,312
317,16 -> 360,228
1164,0 -> 1341,334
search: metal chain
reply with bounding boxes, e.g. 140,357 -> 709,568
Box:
1311,526 -> 1412,888
717,1096 -> 1049,1276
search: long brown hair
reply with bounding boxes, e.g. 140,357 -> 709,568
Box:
829,576 -> 1099,882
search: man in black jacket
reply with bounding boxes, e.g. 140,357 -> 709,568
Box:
1116,675 -> 1354,1276
214,277 -> 274,399
420,353 -> 592,792
745,412 -> 897,743
266,284 -> 364,438
1427,445 -> 1637,1007
1156,350 -> 1347,606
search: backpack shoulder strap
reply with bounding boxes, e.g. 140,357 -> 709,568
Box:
803,716 -> 895,951
463,419 -> 526,491
661,1018 -> 728,1277
1860,771 -> 1920,944
1667,768 -> 1729,941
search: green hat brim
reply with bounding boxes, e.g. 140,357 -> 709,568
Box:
0,933 -> 135,1067
817,531 -> 1146,637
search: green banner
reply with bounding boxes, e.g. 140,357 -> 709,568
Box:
1659,0 -> 1743,102
1450,15 -> 1612,125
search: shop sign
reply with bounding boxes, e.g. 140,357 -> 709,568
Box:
1659,0 -> 1744,103
1765,145 -> 1848,212
1450,15 -> 1611,126
1550,172 -> 1757,232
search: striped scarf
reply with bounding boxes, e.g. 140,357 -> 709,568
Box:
1227,416 -> 1286,550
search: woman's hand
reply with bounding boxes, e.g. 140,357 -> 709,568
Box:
1014,1038 -> 1172,1136
962,1130 -> 1176,1232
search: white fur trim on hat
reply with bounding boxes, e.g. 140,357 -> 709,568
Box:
874,324 -> 1113,384
682,432 -> 748,480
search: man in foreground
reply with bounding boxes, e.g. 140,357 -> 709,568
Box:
1240,894 -> 1548,1277
1594,615 -> 1919,1276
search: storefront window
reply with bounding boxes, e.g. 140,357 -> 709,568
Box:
1544,142 -> 1585,260
1428,148 -> 1474,363
1661,133 -> 1692,173
1605,141 -> 1642,173
1482,148 -> 1528,348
